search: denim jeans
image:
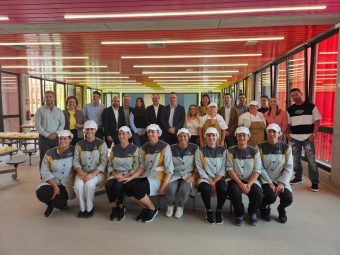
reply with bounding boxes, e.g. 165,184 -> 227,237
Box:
291,138 -> 319,184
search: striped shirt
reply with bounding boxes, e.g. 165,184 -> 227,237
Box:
287,101 -> 321,141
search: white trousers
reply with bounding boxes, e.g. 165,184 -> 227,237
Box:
74,174 -> 103,212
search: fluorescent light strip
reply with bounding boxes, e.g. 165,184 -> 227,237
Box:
317,69 -> 338,71
65,5 -> 326,19
289,63 -> 305,67
0,42 -> 60,46
30,72 -> 120,75
288,58 -> 304,62
80,82 -> 140,85
134,64 -> 247,68
149,75 -> 232,78
317,62 -> 338,64
316,74 -> 337,77
143,70 -> 238,74
103,37 -> 283,45
154,80 -> 226,82
158,83 -> 221,85
48,76 -> 129,79
319,52 -> 338,55
0,56 -> 88,60
3,65 -> 107,69
123,53 -> 261,59
316,78 -> 337,80
0,16 -> 9,21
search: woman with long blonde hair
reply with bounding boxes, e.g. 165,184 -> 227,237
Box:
184,104 -> 200,144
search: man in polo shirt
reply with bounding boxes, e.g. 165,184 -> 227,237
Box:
287,88 -> 321,192
35,91 -> 65,168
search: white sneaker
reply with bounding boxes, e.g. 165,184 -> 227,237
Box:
166,205 -> 174,217
174,206 -> 184,218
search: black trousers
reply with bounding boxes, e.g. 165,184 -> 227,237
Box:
70,129 -> 81,146
261,184 -> 293,210
105,135 -> 120,149
198,179 -> 228,210
36,184 -> 69,209
95,127 -> 104,140
105,178 -> 125,206
124,178 -> 150,200
227,180 -> 264,217
225,134 -> 236,148
162,131 -> 178,145
38,136 -> 59,168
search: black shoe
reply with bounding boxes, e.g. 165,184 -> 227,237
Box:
310,183 -> 319,192
205,209 -> 215,224
215,210 -> 223,224
260,207 -> 271,222
278,207 -> 287,223
85,207 -> 94,218
44,205 -> 54,217
109,207 -> 119,221
117,206 -> 126,221
78,211 -> 86,218
143,209 -> 158,223
136,208 -> 148,222
290,178 -> 302,185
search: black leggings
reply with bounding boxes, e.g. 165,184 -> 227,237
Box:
261,184 -> 293,210
227,180 -> 264,217
105,178 -> 125,206
36,184 -> 69,209
198,179 -> 228,210
124,178 -> 150,200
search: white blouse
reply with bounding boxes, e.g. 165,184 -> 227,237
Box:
184,118 -> 200,136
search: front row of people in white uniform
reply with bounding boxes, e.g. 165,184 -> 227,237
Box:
36,120 -> 293,226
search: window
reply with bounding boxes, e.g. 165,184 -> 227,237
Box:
287,51 -> 305,103
276,61 -> 287,111
255,72 -> 261,102
44,80 -> 55,93
75,86 -> 83,109
261,67 -> 271,98
28,78 -> 42,115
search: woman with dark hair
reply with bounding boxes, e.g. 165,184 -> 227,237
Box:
63,96 -> 86,145
129,97 -> 148,147
197,94 -> 210,116
264,97 -> 288,141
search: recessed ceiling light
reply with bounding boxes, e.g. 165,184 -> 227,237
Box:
288,58 -> 304,62
47,76 -> 129,79
158,82 -> 221,85
316,69 -> 337,71
0,56 -> 88,60
148,75 -> 232,78
65,5 -> 326,19
143,70 -> 238,74
154,80 -> 227,82
319,52 -> 338,54
0,42 -> 60,46
317,62 -> 338,64
103,37 -> 283,45
2,65 -> 107,69
29,71 -> 120,75
134,64 -> 248,68
122,54 -> 261,59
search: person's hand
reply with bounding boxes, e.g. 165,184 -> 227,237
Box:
308,134 -> 316,142
225,130 -> 230,137
83,173 -> 95,182
159,185 -> 167,195
47,133 -> 57,140
123,176 -> 134,183
185,176 -> 195,184
269,184 -> 276,192
219,141 -> 225,146
168,127 -> 176,134
239,183 -> 249,194
287,133 -> 292,141
107,136 -> 113,142
137,131 -> 144,136
208,180 -> 216,196
75,124 -> 82,129
276,183 -> 285,195
51,185 -> 60,200
114,173 -> 125,182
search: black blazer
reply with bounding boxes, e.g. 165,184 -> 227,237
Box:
146,104 -> 164,128
102,106 -> 125,137
161,104 -> 185,132
119,106 -> 133,127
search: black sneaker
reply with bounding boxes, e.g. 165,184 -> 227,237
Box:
143,209 -> 158,223
278,207 -> 287,223
44,205 -> 54,217
85,207 -> 94,218
109,207 -> 118,221
290,178 -> 302,185
78,211 -> 86,218
136,208 -> 148,222
215,210 -> 223,224
205,209 -> 215,224
260,207 -> 271,221
117,206 -> 126,221
310,183 -> 319,192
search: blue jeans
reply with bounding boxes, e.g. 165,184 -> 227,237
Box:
291,138 -> 319,184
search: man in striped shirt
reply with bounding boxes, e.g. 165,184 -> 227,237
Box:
287,88 -> 321,192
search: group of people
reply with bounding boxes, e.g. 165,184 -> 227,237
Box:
34,87 -> 321,226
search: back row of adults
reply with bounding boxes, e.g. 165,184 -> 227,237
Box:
34,88 -> 321,192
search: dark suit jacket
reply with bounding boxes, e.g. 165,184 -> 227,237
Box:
161,104 -> 185,132
218,106 -> 239,134
146,104 -> 164,128
102,106 -> 125,137
119,106 -> 133,127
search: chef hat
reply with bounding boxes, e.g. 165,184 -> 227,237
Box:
235,126 -> 251,137
204,127 -> 219,139
118,126 -> 132,138
266,123 -> 282,136
249,100 -> 259,106
146,124 -> 162,137
207,103 -> 218,108
84,120 -> 98,130
177,128 -> 191,138
57,130 -> 74,139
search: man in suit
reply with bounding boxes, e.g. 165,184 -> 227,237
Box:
102,95 -> 125,148
218,93 -> 239,148
161,92 -> 185,145
121,95 -> 133,127
146,93 -> 164,128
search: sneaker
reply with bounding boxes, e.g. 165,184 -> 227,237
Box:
260,208 -> 271,221
278,207 -> 287,223
117,206 -> 125,221
310,183 -> 319,192
109,207 -> 118,221
136,208 -> 148,222
249,213 -> 259,226
235,216 -> 244,226
290,178 -> 302,185
166,205 -> 174,218
205,209 -> 215,224
78,211 -> 86,218
174,206 -> 184,219
85,207 -> 94,218
44,205 -> 54,217
143,209 -> 159,223
215,210 -> 224,224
